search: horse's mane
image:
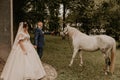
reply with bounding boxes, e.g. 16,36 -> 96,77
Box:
69,26 -> 79,32
68,26 -> 87,36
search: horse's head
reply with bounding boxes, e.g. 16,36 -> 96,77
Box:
63,27 -> 68,35
63,24 -> 70,35
59,27 -> 69,39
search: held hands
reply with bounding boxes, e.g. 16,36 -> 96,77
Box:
34,45 -> 37,48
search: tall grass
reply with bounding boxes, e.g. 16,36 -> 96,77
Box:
40,35 -> 120,80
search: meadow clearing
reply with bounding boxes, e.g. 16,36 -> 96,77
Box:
41,35 -> 120,80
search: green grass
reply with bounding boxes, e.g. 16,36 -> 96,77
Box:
41,35 -> 120,80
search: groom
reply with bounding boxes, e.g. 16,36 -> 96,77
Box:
34,21 -> 44,58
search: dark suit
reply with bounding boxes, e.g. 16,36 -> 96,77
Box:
34,27 -> 44,58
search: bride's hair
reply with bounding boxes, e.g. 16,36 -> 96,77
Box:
23,22 -> 28,28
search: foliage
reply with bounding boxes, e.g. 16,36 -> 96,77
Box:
46,0 -> 60,31
14,0 -> 120,40
66,0 -> 120,39
14,0 -> 60,31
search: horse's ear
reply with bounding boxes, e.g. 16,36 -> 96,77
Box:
66,23 -> 70,28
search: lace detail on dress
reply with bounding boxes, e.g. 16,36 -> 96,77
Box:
17,32 -> 30,43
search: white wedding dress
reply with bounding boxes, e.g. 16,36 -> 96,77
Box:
0,22 -> 46,80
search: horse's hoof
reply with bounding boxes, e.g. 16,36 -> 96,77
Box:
105,72 -> 108,75
105,71 -> 111,75
79,64 -> 83,67
69,64 -> 72,67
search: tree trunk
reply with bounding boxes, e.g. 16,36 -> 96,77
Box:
63,3 -> 66,30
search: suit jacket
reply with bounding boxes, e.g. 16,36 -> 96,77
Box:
34,28 -> 44,47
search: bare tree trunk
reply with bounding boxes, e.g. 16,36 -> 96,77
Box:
63,3 -> 66,30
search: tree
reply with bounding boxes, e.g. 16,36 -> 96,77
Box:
46,0 -> 60,31
66,0 -> 120,39
13,0 -> 26,36
60,0 -> 72,29
67,0 -> 96,34
97,0 -> 120,40
23,0 -> 48,26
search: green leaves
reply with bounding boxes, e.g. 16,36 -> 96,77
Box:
66,0 -> 120,39
14,0 -> 120,40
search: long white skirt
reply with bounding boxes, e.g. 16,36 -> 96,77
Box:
0,42 -> 46,80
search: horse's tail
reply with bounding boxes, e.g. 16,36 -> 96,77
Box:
110,40 -> 116,74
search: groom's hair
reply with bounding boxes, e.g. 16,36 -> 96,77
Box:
37,21 -> 43,27
37,21 -> 43,24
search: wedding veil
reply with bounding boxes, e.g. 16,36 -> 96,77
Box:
12,22 -> 24,50
0,22 -> 24,78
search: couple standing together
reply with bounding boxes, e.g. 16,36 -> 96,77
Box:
0,21 -> 46,80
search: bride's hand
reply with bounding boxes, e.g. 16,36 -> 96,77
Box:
23,51 -> 27,55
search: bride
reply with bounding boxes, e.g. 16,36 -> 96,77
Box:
0,22 -> 46,80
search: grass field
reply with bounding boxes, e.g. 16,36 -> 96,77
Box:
41,35 -> 120,80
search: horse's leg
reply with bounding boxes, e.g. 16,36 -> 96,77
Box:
102,53 -> 108,75
69,49 -> 78,67
79,51 -> 83,66
103,49 -> 111,75
105,56 -> 111,75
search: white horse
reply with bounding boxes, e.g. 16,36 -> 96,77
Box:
63,25 -> 116,75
